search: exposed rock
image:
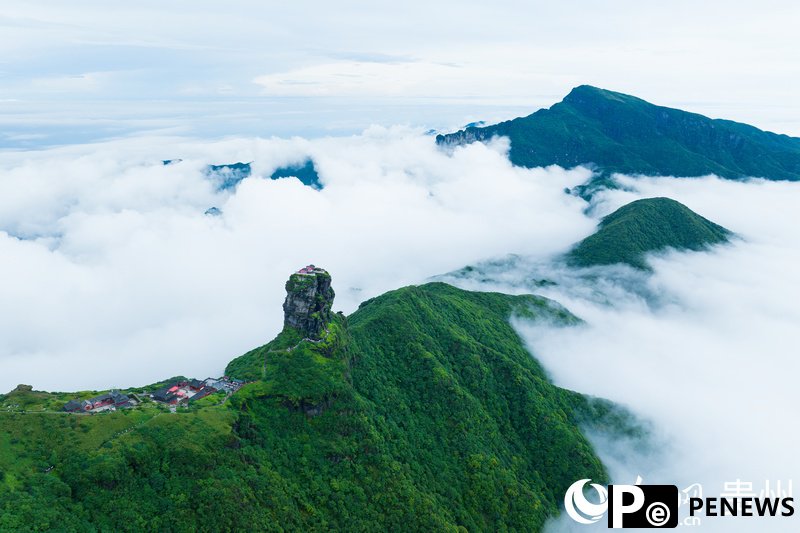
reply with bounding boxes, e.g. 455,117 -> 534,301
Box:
282,265 -> 334,340
13,384 -> 33,392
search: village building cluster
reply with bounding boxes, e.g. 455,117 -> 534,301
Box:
62,376 -> 245,413
63,390 -> 137,413
151,379 -> 210,404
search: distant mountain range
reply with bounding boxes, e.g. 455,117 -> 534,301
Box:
438,85 -> 800,182
567,197 -> 731,269
205,159 -> 322,191
162,159 -> 323,193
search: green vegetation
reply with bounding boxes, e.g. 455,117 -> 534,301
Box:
0,403 -> 235,531
225,283 -> 612,531
438,85 -> 800,182
226,326 -> 303,381
0,282 -> 636,531
567,197 -> 731,269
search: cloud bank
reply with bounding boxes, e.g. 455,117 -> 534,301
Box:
0,129 -> 594,392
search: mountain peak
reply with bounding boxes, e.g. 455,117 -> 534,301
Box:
562,85 -> 641,106
567,197 -> 731,269
282,265 -> 335,339
437,87 -> 800,182
563,84 -> 605,99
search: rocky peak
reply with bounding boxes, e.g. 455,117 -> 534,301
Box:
282,265 -> 335,339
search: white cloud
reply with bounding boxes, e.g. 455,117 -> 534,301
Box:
2,1 -> 800,144
0,128 -> 594,392
253,61 -> 464,97
252,59 -> 548,100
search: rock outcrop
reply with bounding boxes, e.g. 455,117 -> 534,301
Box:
282,265 -> 334,340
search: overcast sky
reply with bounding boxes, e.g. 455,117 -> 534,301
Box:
1,0 -> 799,147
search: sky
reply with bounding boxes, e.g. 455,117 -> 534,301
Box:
1,1 -> 800,147
2,4 -> 800,530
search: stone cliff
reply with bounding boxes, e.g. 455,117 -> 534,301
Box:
282,265 -> 335,340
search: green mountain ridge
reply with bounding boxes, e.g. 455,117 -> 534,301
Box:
566,197 -> 732,269
0,275 -> 639,532
437,85 -> 800,182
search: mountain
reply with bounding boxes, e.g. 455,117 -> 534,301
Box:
226,271 -> 623,531
437,85 -> 800,182
566,197 -> 731,269
206,161 -> 253,190
0,268 -> 638,532
189,159 -> 322,192
269,159 -> 323,190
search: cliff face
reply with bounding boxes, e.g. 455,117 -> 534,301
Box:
282,265 -> 335,339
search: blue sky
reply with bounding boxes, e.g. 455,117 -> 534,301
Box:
1,0 -> 799,147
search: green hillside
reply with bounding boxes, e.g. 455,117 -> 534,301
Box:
567,197 -> 731,269
0,279 -> 634,532
437,85 -> 800,181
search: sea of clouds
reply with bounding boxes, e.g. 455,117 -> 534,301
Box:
547,179 -> 800,532
441,175 -> 800,532
0,129 -> 596,392
3,129 -> 799,531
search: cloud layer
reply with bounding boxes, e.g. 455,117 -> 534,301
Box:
0,129 -> 594,392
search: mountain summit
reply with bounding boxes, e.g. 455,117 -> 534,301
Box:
566,197 -> 731,269
438,85 -> 800,181
283,265 -> 335,339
